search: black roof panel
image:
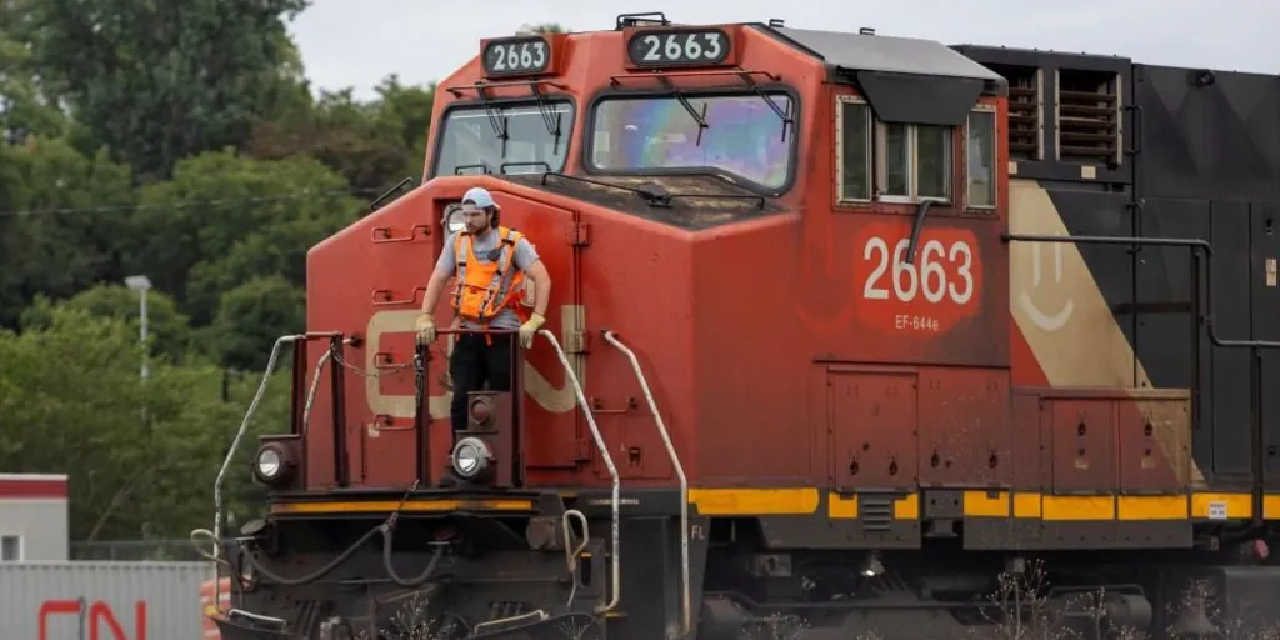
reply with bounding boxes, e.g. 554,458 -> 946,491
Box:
764,26 -> 1006,126
771,27 -> 1007,86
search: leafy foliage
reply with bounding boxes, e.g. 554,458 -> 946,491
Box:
0,0 -> 453,542
245,75 -> 435,193
15,0 -> 314,181
0,2 -> 568,547
212,275 -> 307,371
127,149 -> 360,327
0,307 -> 290,540
20,283 -> 196,360
0,137 -> 135,327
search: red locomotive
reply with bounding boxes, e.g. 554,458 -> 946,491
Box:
206,12 -> 1280,640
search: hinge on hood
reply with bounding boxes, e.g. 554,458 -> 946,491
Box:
571,221 -> 592,246
564,329 -> 589,354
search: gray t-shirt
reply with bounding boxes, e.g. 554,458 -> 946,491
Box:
434,228 -> 540,329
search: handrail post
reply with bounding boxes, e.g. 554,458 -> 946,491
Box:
601,330 -> 690,637
205,331 -> 342,616
537,328 -> 622,614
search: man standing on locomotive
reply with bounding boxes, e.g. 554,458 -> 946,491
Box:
415,186 -> 552,484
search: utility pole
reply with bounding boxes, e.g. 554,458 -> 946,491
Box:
125,275 -> 151,428
124,275 -> 151,380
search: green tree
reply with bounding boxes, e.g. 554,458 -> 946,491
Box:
16,0 -> 313,181
19,283 -> 197,361
124,149 -> 359,326
245,75 -> 435,194
211,275 -> 305,371
0,0 -> 69,142
0,305 -> 292,540
0,137 -> 135,328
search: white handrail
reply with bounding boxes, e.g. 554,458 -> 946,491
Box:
538,329 -> 621,613
601,330 -> 689,637
201,333 -> 337,615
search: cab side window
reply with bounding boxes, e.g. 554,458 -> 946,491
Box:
837,95 -> 997,209
836,96 -> 872,202
965,106 -> 997,208
877,122 -> 952,203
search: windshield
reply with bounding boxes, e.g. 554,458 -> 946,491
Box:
432,101 -> 572,177
588,92 -> 793,190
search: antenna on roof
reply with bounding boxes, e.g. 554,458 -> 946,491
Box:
768,18 -> 785,27
859,27 -> 876,35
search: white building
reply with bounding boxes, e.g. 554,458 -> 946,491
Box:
0,473 -> 69,561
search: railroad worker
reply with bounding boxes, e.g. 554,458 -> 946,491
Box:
414,187 -> 552,458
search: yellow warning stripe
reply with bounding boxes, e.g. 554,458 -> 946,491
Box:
271,498 -> 534,514
268,489 -> 1280,521
958,490 -> 1258,521
689,488 -> 1273,521
687,488 -> 820,515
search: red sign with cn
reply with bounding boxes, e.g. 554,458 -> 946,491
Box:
38,598 -> 147,640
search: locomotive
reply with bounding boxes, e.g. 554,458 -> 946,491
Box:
202,12 -> 1280,640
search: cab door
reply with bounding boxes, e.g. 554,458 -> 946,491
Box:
501,194 -> 586,473
357,191 -> 439,488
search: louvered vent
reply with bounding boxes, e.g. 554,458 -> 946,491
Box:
990,65 -> 1041,161
1056,69 -> 1120,163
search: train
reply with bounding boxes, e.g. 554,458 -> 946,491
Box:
199,12 -> 1280,640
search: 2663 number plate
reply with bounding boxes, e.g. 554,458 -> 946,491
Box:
627,29 -> 730,67
483,37 -> 550,76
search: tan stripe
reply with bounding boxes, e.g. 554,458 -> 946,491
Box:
1008,179 -> 1202,484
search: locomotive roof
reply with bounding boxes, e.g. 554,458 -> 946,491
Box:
769,26 -> 1007,88
763,25 -> 1007,127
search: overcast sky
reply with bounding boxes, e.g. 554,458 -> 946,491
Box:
289,0 -> 1279,99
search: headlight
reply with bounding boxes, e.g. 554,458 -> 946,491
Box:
443,206 -> 465,233
249,440 -> 297,487
256,447 -> 282,479
450,436 -> 493,479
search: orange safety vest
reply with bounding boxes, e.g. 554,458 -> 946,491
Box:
450,226 -> 532,333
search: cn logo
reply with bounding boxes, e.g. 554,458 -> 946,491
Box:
1018,240 -> 1074,332
38,598 -> 147,640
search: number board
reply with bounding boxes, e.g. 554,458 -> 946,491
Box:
627,28 -> 731,67
854,223 -> 983,336
482,36 -> 551,77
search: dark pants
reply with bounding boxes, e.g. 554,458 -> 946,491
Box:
448,332 -> 514,437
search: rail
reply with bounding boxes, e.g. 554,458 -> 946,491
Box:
1003,232 -> 1280,527
415,328 -> 528,485
193,331 -> 344,616
601,330 -> 689,635
539,328 -> 622,614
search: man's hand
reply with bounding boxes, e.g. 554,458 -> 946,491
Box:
414,313 -> 436,346
518,313 -> 546,349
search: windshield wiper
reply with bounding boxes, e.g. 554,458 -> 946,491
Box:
473,84 -> 510,153
657,76 -> 709,146
737,71 -> 794,142
530,83 -> 563,153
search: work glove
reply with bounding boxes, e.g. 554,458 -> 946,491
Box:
414,313 -> 436,346
518,313 -> 546,350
